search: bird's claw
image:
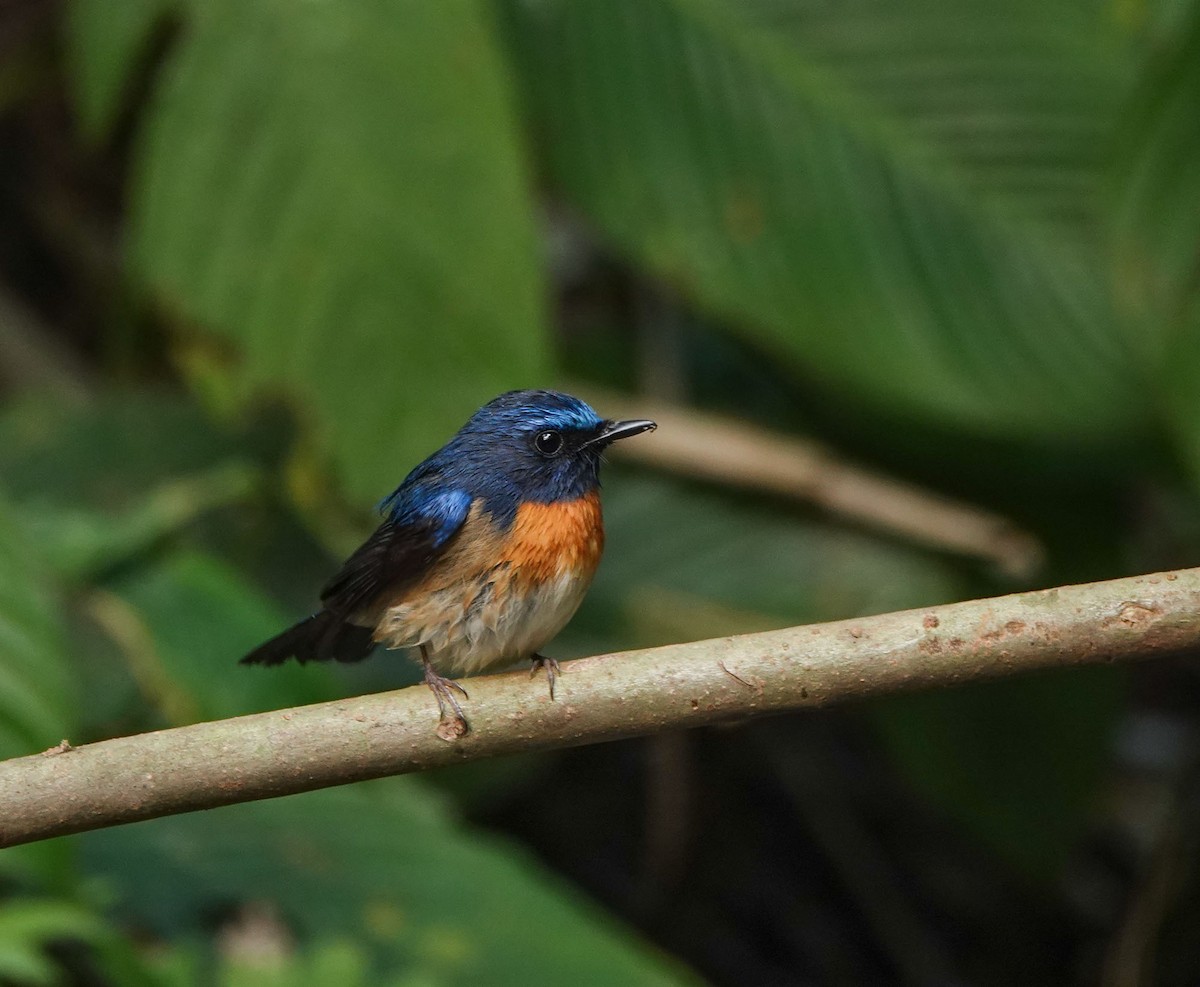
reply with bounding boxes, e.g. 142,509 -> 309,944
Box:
422,656 -> 469,739
530,653 -> 561,700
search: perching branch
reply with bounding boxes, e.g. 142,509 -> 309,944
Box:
3,568 -> 1199,848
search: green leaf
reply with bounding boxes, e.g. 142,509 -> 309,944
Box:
736,0 -> 1132,232
0,393 -> 269,580
0,497 -> 80,886
870,665 -> 1124,875
1112,3 -> 1200,480
1112,0 -> 1200,344
17,464 -> 258,582
90,932 -> 199,987
83,781 -> 695,987
0,899 -> 104,986
0,497 -> 75,761
104,550 -> 338,723
503,0 -> 1146,441
130,0 -> 548,500
67,0 -> 179,141
218,939 -> 374,987
0,391 -> 271,509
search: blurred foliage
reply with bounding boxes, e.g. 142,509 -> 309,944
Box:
0,899 -> 104,985
74,0 -> 548,500
0,495 -> 75,760
82,781 -> 692,987
501,0 -> 1146,442
0,0 -> 1197,982
0,393 -> 694,984
870,665 -> 1127,876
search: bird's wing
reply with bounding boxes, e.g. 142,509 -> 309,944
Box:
319,485 -> 473,619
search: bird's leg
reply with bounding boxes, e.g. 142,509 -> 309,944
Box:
530,653 -> 561,700
420,646 -> 469,738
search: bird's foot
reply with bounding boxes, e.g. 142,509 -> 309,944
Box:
530,653 -> 561,700
423,662 -> 469,740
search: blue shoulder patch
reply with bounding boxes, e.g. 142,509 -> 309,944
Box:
379,483 -> 472,548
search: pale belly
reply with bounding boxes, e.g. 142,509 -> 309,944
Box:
373,568 -> 593,677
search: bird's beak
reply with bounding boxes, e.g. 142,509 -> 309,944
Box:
590,418 -> 657,447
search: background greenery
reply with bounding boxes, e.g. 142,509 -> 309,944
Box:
1,0 -> 1199,982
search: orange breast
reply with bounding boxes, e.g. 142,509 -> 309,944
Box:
505,491 -> 604,587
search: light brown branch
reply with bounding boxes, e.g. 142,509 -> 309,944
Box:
3,568 -> 1198,848
580,388 -> 1042,577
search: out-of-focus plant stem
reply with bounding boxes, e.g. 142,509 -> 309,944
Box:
582,387 -> 1043,578
2,567 -> 1197,849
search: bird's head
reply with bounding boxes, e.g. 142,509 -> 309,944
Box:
440,390 -> 656,510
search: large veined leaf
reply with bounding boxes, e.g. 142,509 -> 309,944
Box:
0,393 -> 273,505
82,781 -> 695,987
0,496 -> 78,887
67,0 -> 177,140
0,498 -> 74,761
108,0 -> 547,499
738,0 -> 1131,233
1111,2 -> 1200,481
0,393 -> 273,580
501,0 -> 1146,441
1112,0 -> 1200,339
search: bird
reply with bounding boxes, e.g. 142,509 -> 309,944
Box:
240,389 -> 656,736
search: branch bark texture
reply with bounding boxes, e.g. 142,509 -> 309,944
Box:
3,568 -> 1198,848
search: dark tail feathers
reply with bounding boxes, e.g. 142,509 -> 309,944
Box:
240,611 -> 377,667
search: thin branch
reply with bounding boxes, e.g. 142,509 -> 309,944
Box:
577,387 -> 1043,577
3,568 -> 1199,848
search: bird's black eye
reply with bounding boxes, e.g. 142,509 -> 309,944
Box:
533,429 -> 564,457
